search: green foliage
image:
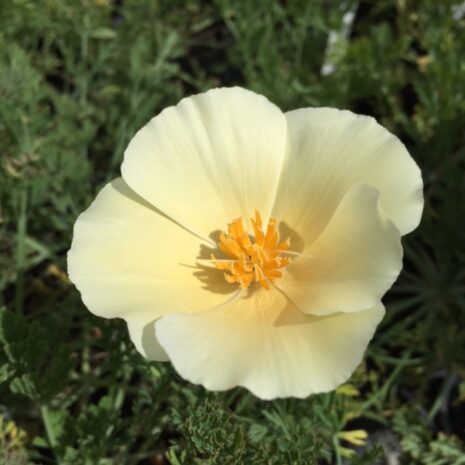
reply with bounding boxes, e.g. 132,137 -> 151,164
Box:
167,397 -> 329,465
1,0 -> 465,463
0,308 -> 69,401
393,409 -> 465,464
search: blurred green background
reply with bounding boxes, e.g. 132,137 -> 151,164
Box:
1,0 -> 465,464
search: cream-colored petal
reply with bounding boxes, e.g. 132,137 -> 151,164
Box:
273,108 -> 423,246
155,288 -> 385,400
280,184 -> 402,316
122,87 -> 287,239
68,178 -> 235,357
126,314 -> 169,361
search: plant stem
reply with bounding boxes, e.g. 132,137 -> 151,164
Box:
40,405 -> 62,465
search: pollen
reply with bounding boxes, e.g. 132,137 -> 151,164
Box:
212,211 -> 291,290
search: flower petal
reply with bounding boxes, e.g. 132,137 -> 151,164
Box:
273,108 -> 423,245
122,87 -> 287,239
155,288 -> 384,400
280,184 -> 402,316
126,314 -> 169,361
68,178 -> 235,357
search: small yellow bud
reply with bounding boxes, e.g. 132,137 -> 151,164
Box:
338,429 -> 368,446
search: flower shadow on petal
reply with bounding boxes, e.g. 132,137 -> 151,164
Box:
278,221 -> 305,253
189,224 -> 306,296
192,264 -> 237,295
175,231 -> 235,295
112,178 -> 167,216
189,229 -> 237,295
141,318 -> 169,360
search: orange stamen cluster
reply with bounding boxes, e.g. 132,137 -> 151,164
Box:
212,211 -> 291,290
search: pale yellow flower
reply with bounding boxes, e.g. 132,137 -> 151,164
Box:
68,87 -> 423,400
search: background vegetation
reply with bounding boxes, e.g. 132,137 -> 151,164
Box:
1,0 -> 465,464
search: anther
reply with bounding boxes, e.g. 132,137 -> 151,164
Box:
212,211 -> 291,290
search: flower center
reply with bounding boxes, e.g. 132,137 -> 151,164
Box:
212,211 -> 291,290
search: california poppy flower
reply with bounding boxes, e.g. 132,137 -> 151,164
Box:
68,87 -> 423,399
